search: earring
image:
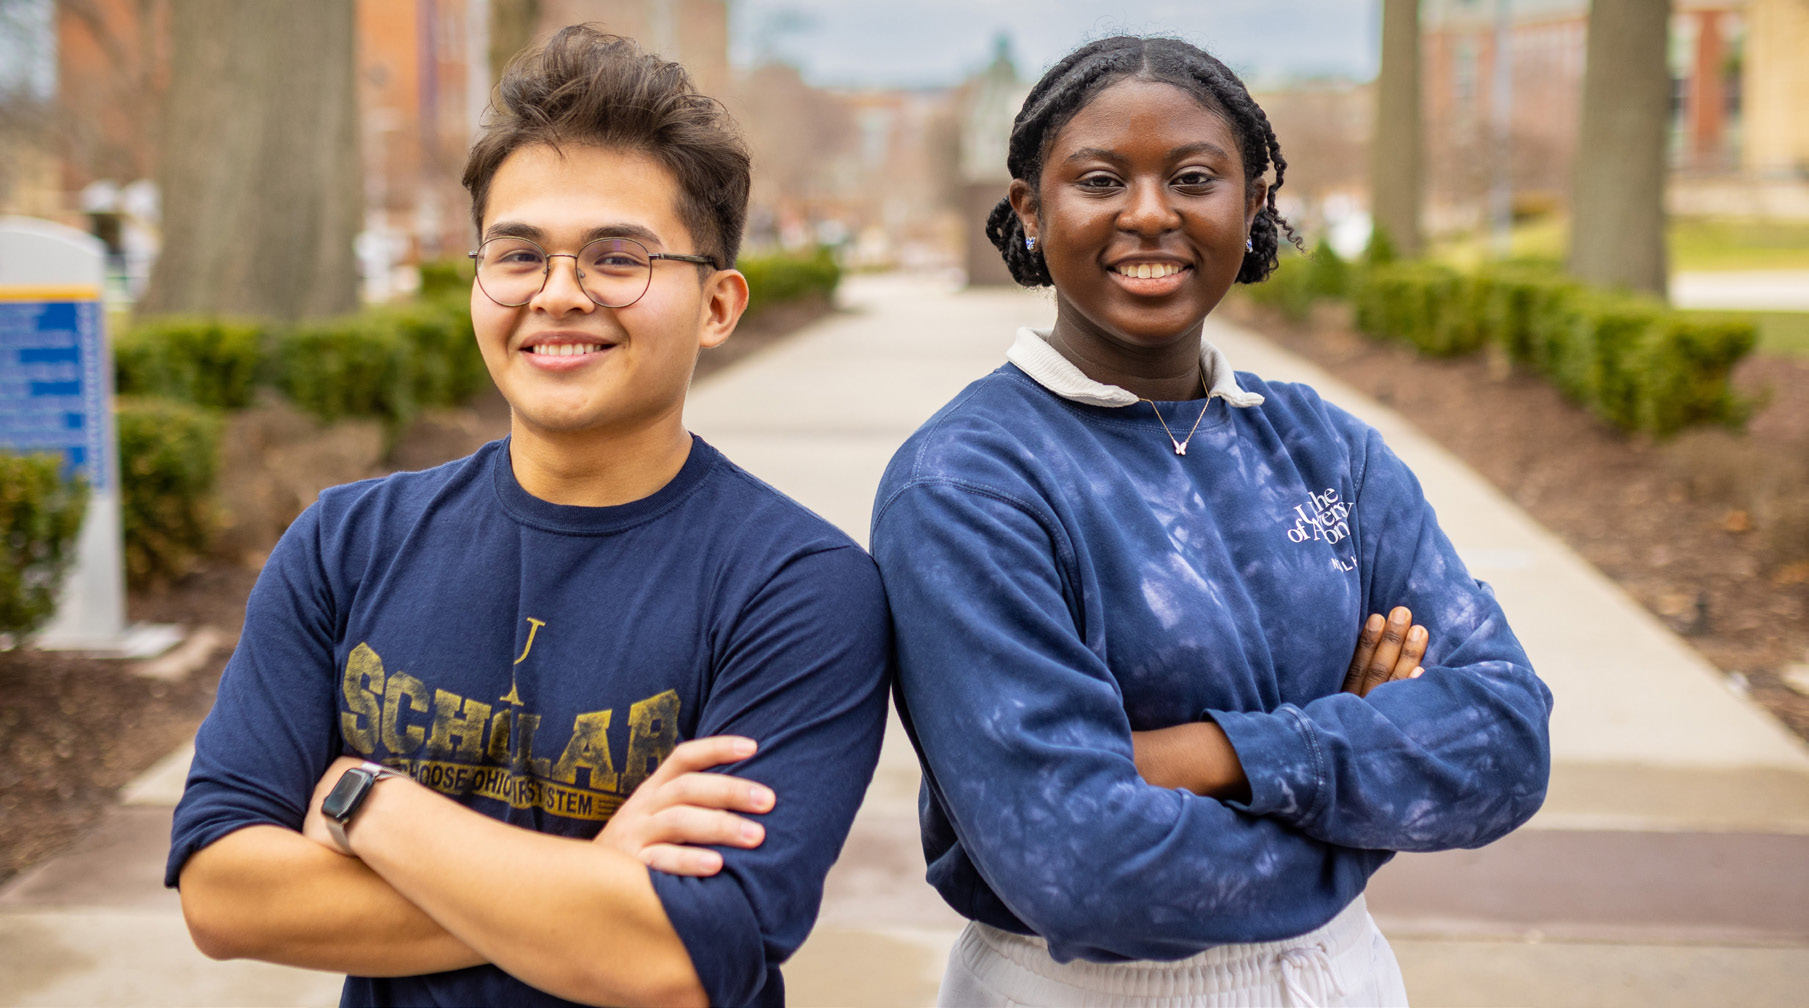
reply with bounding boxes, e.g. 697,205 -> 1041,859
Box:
1025,236 -> 1037,252
1245,237 -> 1254,253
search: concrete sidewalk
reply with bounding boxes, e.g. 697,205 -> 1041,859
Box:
4,273 -> 1807,1006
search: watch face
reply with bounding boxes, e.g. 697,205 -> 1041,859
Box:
321,768 -> 373,820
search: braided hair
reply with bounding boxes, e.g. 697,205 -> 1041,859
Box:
985,36 -> 1301,287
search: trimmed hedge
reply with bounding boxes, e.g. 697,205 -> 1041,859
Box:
114,316 -> 265,409
121,298 -> 486,428
0,453 -> 88,637
740,247 -> 840,319
274,314 -> 418,424
272,299 -> 486,425
1349,262 -> 1753,437
1244,244 -> 1352,322
115,397 -> 222,586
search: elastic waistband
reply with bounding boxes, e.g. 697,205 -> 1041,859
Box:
960,895 -> 1373,999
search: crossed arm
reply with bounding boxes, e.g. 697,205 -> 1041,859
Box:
1132,607 -> 1427,798
179,736 -> 773,1007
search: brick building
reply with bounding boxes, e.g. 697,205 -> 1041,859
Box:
1420,0 -> 1788,228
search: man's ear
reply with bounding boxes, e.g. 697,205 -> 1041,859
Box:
698,268 -> 749,350
1008,179 -> 1039,245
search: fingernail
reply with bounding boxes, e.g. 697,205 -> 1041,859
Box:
732,737 -> 756,757
1409,626 -> 1426,641
741,821 -> 763,842
1366,614 -> 1384,631
1410,667 -> 1424,678
752,785 -> 774,809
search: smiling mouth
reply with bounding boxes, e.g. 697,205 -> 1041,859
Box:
1113,262 -> 1189,279
525,343 -> 609,357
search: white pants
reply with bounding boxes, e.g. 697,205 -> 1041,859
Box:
938,895 -> 1409,1008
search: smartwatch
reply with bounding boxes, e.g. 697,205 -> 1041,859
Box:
321,761 -> 401,852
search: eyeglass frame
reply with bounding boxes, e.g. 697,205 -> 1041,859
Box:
466,235 -> 721,309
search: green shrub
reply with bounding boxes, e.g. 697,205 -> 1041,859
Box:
1354,261 -> 1474,356
1472,266 -> 1559,366
114,316 -> 265,409
1304,243 -> 1352,302
371,300 -> 488,410
0,453 -> 88,637
1635,312 -> 1756,437
1247,244 -> 1349,322
740,247 -> 840,318
1564,293 -> 1664,425
418,259 -> 472,301
274,315 -> 415,425
1246,251 -> 1315,320
1363,227 -> 1399,267
116,397 -> 222,587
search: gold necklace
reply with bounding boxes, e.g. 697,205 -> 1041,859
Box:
1139,376 -> 1212,455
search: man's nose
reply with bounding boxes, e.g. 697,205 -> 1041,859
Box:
534,253 -> 594,310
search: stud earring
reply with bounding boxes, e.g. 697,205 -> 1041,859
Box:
1025,236 -> 1037,252
1245,237 -> 1254,253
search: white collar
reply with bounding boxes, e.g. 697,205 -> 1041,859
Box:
1005,327 -> 1265,409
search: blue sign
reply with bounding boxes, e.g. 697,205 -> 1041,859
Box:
0,294 -> 108,491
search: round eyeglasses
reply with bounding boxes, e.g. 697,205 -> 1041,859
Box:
467,236 -> 719,308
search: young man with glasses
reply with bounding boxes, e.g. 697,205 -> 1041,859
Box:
166,25 -> 889,1008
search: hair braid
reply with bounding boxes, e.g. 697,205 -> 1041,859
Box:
986,35 -> 1300,287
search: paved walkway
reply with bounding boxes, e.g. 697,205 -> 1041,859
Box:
5,273 -> 1808,1006
1672,270 -> 1809,312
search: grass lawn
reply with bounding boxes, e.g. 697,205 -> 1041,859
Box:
1750,311 -> 1809,357
1433,216 -> 1809,273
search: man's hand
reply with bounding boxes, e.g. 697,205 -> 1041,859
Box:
594,735 -> 774,877
1343,605 -> 1428,697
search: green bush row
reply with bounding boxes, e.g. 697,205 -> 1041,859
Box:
276,300 -> 488,425
1244,244 -> 1353,321
114,296 -> 486,426
1352,262 -> 1753,437
740,247 -> 840,319
0,453 -> 88,637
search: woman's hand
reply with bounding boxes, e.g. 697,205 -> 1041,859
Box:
1342,606 -> 1427,697
1132,609 -> 1426,795
592,735 -> 774,877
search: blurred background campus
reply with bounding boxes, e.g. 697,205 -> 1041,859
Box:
3,3 -> 1809,1005
2,0 -> 1806,301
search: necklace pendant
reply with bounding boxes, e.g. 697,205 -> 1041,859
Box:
1173,440 -> 1187,455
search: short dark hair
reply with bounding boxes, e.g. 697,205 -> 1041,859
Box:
985,35 -> 1300,287
463,24 -> 750,267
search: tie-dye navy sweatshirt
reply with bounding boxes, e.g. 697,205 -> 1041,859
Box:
870,329 -> 1552,964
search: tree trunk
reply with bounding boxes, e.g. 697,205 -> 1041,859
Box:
1569,0 -> 1671,297
1371,0 -> 1423,259
488,0 -> 541,82
138,0 -> 360,320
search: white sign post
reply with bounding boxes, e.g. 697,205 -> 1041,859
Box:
0,216 -> 177,656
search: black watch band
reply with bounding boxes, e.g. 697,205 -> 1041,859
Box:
321,761 -> 401,852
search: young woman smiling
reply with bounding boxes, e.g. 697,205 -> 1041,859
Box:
871,36 -> 1553,1007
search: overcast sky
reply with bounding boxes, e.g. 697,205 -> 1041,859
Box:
730,0 -> 1381,89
